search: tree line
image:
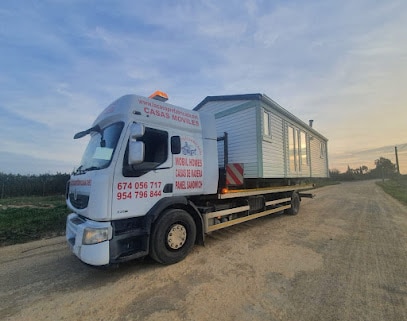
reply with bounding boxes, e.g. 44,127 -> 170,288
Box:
329,156 -> 399,181
0,156 -> 401,198
0,172 -> 70,198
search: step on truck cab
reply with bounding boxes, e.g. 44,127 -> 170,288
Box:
66,91 -> 320,266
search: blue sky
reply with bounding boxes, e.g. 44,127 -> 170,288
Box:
1,0 -> 406,174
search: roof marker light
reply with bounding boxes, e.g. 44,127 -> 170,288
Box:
149,90 -> 168,102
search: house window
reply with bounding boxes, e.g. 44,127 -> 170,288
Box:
263,111 -> 271,137
300,131 -> 308,166
320,141 -> 326,158
288,126 -> 308,172
288,126 -> 297,172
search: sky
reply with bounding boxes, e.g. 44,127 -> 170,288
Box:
1,0 -> 406,175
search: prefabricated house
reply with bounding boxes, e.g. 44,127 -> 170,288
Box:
194,93 -> 329,184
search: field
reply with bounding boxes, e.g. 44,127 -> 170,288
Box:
376,175 -> 407,206
0,195 -> 69,246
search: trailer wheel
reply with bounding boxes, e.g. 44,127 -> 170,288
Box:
149,209 -> 196,265
286,191 -> 300,215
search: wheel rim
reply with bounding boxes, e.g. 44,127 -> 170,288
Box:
167,224 -> 187,250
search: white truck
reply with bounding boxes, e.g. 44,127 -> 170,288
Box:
66,91 -> 328,266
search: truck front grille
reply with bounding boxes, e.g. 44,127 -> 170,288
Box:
69,194 -> 89,209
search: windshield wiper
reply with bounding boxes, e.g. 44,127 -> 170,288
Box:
74,165 -> 86,175
83,166 -> 101,172
73,165 -> 101,175
74,125 -> 101,139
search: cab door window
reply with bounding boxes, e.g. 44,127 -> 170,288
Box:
123,127 -> 168,177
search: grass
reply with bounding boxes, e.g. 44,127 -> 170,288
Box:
376,176 -> 407,206
0,195 -> 69,246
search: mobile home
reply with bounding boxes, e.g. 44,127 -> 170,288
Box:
194,93 -> 329,184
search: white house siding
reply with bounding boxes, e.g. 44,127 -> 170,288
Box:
310,137 -> 328,177
262,112 -> 285,178
216,107 -> 259,178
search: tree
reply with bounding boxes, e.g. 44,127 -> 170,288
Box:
329,169 -> 341,179
0,172 -> 70,198
371,157 -> 397,179
360,165 -> 369,175
341,164 -> 370,180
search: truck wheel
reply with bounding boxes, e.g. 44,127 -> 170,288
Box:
286,191 -> 300,215
149,209 -> 196,265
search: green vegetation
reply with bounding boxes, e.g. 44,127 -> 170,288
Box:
0,172 -> 70,198
0,195 -> 69,246
376,176 -> 407,206
330,156 -> 399,181
330,156 -> 407,207
0,173 -> 71,246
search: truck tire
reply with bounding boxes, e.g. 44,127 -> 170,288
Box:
286,191 -> 300,215
149,209 -> 196,265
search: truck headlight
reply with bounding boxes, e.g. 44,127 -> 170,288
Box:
83,227 -> 109,245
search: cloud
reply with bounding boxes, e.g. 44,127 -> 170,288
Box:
1,0 -> 407,175
254,4 -> 309,48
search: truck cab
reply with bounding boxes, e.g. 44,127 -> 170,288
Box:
66,94 -> 218,266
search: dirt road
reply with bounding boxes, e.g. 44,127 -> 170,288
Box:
1,180 -> 406,321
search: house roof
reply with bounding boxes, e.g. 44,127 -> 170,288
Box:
194,93 -> 328,141
194,93 -> 263,111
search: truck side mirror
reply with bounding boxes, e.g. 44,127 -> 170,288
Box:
129,141 -> 145,165
130,123 -> 145,139
171,136 -> 181,154
128,123 -> 145,165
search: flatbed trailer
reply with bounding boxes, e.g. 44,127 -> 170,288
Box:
201,184 -> 313,232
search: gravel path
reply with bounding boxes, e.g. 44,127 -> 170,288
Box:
1,180 -> 406,321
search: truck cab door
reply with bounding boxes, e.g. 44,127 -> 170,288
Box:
111,123 -> 175,219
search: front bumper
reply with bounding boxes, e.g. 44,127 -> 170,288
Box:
66,213 -> 112,266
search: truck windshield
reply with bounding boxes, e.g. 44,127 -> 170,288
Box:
75,122 -> 124,174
